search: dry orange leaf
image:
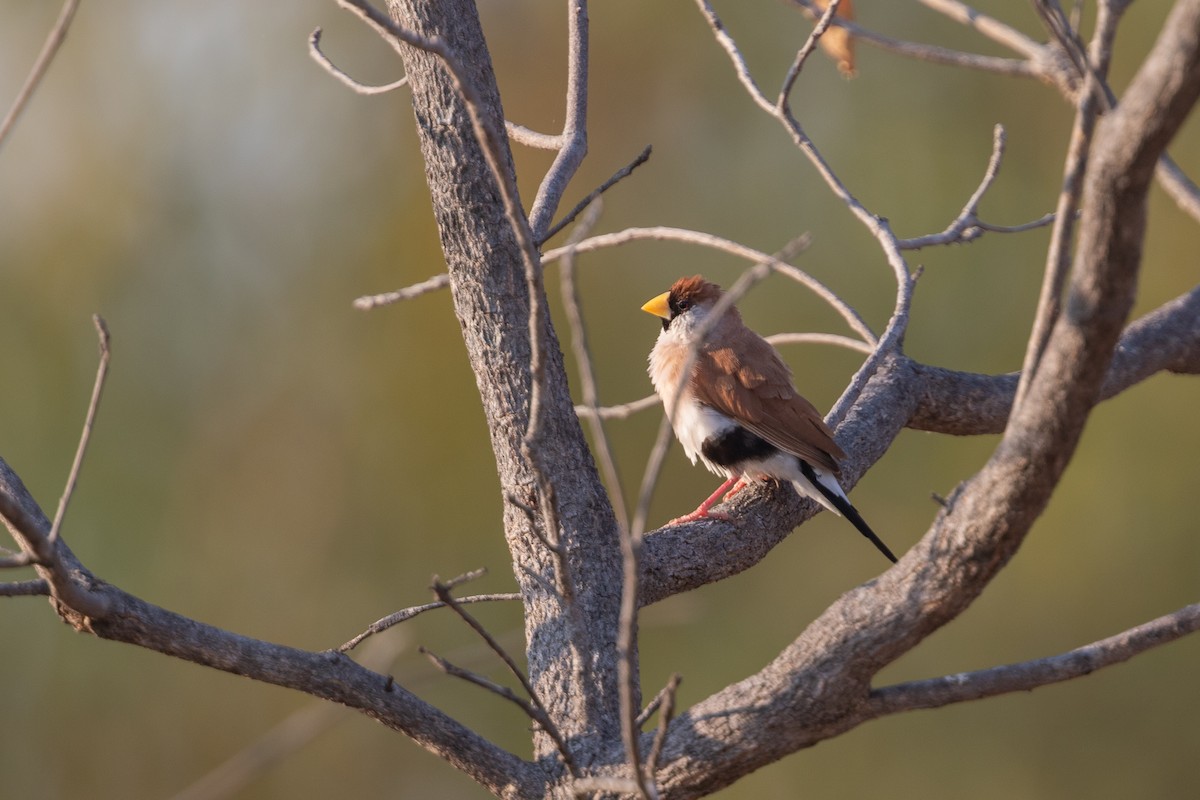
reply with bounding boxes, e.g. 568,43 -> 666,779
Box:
814,0 -> 856,77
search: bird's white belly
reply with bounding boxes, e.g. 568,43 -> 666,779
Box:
673,402 -> 738,476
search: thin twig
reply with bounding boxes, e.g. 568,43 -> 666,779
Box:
645,672 -> 682,780
353,273 -> 450,309
542,226 -> 875,344
0,551 -> 38,569
49,315 -> 110,544
916,0 -> 1047,61
574,395 -> 660,422
527,0 -> 591,241
898,125 -> 1055,250
0,0 -> 82,153
559,201 -> 630,533
778,0 -> 842,113
538,144 -> 653,246
338,592 -> 521,653
504,491 -> 565,556
765,332 -> 874,354
868,603 -> 1200,716
442,567 -> 487,591
693,0 -> 912,304
0,579 -> 50,597
431,579 -> 578,773
420,647 -> 576,768
506,121 -> 563,150
309,28 -> 409,95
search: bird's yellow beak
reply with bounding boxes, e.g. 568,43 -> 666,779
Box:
641,291 -> 671,320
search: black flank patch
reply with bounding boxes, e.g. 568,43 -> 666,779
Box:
701,425 -> 776,468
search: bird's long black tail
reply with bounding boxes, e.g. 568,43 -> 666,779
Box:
799,462 -> 898,564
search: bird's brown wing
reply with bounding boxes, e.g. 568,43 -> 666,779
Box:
691,334 -> 845,474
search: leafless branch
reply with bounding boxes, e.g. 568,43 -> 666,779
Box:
1013,22 -> 1104,409
505,121 -> 563,150
0,0 -> 82,152
868,603 -> 1200,716
0,457 -> 540,795
765,332 -> 874,354
538,144 -> 652,246
420,646 -> 575,772
645,672 -> 681,779
559,201 -> 630,533
543,226 -> 875,344
353,272 -> 450,309
777,0 -> 842,112
692,0 -> 913,349
527,0 -> 590,241
431,578 -> 578,773
0,579 -> 49,597
339,592 -> 521,653
309,28 -> 409,94
48,315 -> 110,544
916,0 -> 1047,61
899,125 -> 1055,250
574,394 -> 660,422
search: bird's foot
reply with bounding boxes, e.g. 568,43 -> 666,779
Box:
665,477 -> 741,526
722,478 -> 749,499
666,507 -> 733,526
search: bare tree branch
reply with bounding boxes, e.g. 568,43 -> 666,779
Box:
527,0 -> 590,242
353,272 -> 450,309
0,453 -> 543,796
543,227 -> 875,344
0,0 -> 82,152
868,603 -> 1200,716
559,201 -> 630,533
538,144 -> 652,246
309,27 -> 409,94
0,579 -> 49,597
49,315 -> 110,544
431,578 -> 579,774
899,125 -> 1056,250
339,592 -> 521,653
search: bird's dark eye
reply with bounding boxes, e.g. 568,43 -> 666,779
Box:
677,299 -> 691,311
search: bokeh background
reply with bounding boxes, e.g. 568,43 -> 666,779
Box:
2,1 -> 1198,798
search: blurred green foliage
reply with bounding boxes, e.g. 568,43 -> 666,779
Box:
1,1 -> 1197,798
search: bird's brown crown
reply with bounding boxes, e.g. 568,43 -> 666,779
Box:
669,276 -> 723,309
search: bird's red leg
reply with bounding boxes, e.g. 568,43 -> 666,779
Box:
667,477 -> 741,525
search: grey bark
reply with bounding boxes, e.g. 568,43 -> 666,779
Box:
3,1 -> 1200,798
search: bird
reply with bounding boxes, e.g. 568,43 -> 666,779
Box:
641,275 -> 898,564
